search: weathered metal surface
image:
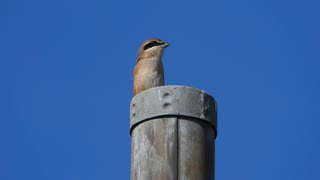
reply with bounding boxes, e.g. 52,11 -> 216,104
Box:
130,117 -> 178,180
130,86 -> 217,180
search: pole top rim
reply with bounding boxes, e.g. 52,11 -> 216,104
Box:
130,85 -> 217,138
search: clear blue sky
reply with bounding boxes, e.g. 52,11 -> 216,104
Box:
1,0 -> 319,179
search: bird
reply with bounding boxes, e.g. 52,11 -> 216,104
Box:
133,38 -> 170,96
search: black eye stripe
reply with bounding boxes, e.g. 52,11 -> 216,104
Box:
143,41 -> 164,50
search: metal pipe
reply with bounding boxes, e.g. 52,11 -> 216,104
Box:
130,86 -> 217,180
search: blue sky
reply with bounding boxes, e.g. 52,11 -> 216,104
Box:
1,0 -> 320,179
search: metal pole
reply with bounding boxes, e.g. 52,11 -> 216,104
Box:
130,86 -> 217,180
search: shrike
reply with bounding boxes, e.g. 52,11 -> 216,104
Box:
133,38 -> 170,96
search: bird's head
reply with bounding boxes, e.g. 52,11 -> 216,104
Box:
137,38 -> 170,61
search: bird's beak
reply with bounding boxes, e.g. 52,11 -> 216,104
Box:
163,42 -> 170,48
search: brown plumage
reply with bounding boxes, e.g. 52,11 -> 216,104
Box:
133,38 -> 170,96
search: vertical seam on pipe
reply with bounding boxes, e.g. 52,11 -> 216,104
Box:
176,117 -> 179,180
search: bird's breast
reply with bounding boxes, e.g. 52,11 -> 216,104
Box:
134,57 -> 164,88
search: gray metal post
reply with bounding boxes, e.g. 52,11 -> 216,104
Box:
130,86 -> 217,180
